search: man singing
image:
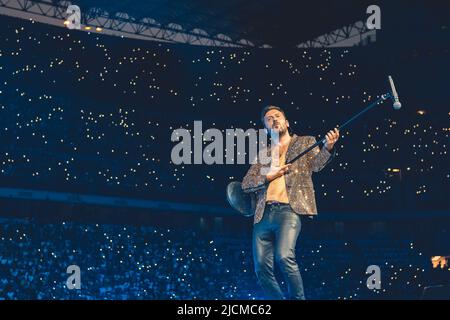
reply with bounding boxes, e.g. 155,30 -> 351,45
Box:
242,105 -> 339,300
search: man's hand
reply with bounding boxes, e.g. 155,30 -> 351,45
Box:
265,164 -> 291,183
324,128 -> 340,151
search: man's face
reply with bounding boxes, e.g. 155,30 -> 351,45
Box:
264,109 -> 289,136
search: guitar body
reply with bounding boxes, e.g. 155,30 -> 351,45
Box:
226,181 -> 254,217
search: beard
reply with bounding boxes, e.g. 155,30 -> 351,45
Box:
270,123 -> 288,137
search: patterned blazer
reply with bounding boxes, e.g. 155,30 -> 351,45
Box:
241,134 -> 334,224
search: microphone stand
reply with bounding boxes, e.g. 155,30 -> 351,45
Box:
286,93 -> 391,164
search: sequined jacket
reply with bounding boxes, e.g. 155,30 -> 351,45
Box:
241,134 -> 334,224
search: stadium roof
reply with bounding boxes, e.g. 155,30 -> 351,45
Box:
39,0 -> 375,47
1,1 -> 449,48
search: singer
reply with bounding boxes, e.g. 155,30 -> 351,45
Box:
241,105 -> 339,300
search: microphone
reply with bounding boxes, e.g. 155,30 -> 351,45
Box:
388,75 -> 402,110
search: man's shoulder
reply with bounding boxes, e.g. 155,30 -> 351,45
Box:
291,134 -> 315,143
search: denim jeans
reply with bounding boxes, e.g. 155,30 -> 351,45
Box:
253,203 -> 305,300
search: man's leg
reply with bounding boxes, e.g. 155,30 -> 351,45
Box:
274,207 -> 305,300
253,216 -> 284,300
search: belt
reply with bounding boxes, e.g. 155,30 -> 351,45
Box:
265,201 -> 290,207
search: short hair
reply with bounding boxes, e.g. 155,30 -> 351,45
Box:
260,105 -> 287,125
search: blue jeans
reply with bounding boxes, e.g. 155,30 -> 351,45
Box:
253,203 -> 305,300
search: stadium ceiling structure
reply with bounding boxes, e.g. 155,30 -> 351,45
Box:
0,0 -> 378,47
